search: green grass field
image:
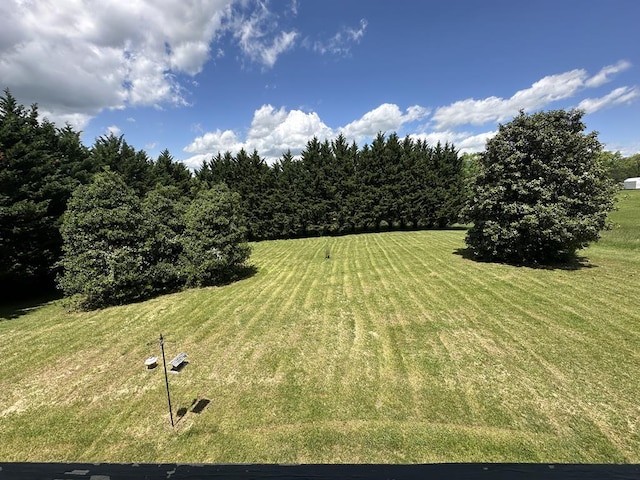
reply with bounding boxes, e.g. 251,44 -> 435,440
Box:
1,192 -> 639,463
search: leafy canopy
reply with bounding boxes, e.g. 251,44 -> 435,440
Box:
57,170 -> 252,309
57,170 -> 149,309
464,109 -> 617,264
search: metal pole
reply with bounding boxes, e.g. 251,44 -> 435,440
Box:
159,333 -> 174,427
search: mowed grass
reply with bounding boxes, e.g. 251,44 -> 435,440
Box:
1,192 -> 639,463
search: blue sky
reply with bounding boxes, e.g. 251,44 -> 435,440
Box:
2,0 -> 638,168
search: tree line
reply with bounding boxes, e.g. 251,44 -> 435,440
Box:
0,88 -> 631,304
195,133 -> 466,241
599,150 -> 640,183
0,89 -> 467,306
0,90 -> 238,306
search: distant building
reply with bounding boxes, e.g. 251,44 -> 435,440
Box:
623,177 -> 640,189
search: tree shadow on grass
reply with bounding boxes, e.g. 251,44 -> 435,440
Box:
453,248 -> 596,271
0,290 -> 62,321
214,264 -> 259,287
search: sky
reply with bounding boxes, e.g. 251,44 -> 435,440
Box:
1,0 -> 639,169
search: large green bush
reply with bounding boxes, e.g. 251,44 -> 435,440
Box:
58,172 -> 251,309
181,184 -> 251,287
57,171 -> 149,309
464,110 -> 617,264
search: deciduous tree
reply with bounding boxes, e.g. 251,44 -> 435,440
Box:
57,170 -> 148,309
464,109 -> 616,263
181,184 -> 251,287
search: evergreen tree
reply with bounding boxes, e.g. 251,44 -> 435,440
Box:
432,142 -> 465,227
240,150 -> 273,240
364,133 -> 389,230
0,90 -> 88,295
332,135 -> 358,233
90,134 -> 153,194
150,149 -> 192,194
352,143 -> 375,230
271,151 -> 305,238
381,133 -> 403,228
397,135 -> 419,228
299,137 -> 326,235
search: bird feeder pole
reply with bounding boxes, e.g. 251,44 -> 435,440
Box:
159,333 -> 174,427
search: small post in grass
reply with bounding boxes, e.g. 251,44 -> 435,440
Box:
159,333 -> 174,428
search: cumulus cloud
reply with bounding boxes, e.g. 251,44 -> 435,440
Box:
0,0 -> 301,129
339,103 -> 429,141
106,125 -> 122,136
184,129 -> 245,155
184,102 -> 431,165
409,130 -> 497,154
432,69 -> 588,129
39,110 -> 94,132
0,0 -> 235,126
182,153 -> 216,171
182,101 -> 500,168
246,105 -> 334,157
577,86 -> 640,114
184,104 -> 334,163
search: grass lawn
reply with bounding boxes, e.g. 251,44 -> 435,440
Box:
1,192 -> 639,463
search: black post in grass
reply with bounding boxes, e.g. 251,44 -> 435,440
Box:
159,333 -> 174,428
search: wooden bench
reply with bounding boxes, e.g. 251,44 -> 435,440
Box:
169,352 -> 188,370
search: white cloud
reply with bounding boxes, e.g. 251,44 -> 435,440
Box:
290,0 -> 299,16
339,103 -> 429,141
184,129 -> 245,155
39,110 -> 93,132
0,0 -> 234,128
183,102 -> 432,165
231,3 -> 298,69
106,125 -> 122,136
259,31 -> 298,68
0,0 -> 300,129
432,69 -> 589,129
347,19 -> 368,42
182,153 -> 215,171
456,131 -> 498,152
585,60 -> 632,88
409,130 -> 497,154
184,104 -> 334,162
313,18 -> 368,56
182,111 -> 499,169
431,62 -> 637,129
246,105 -> 334,158
577,86 -> 640,114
